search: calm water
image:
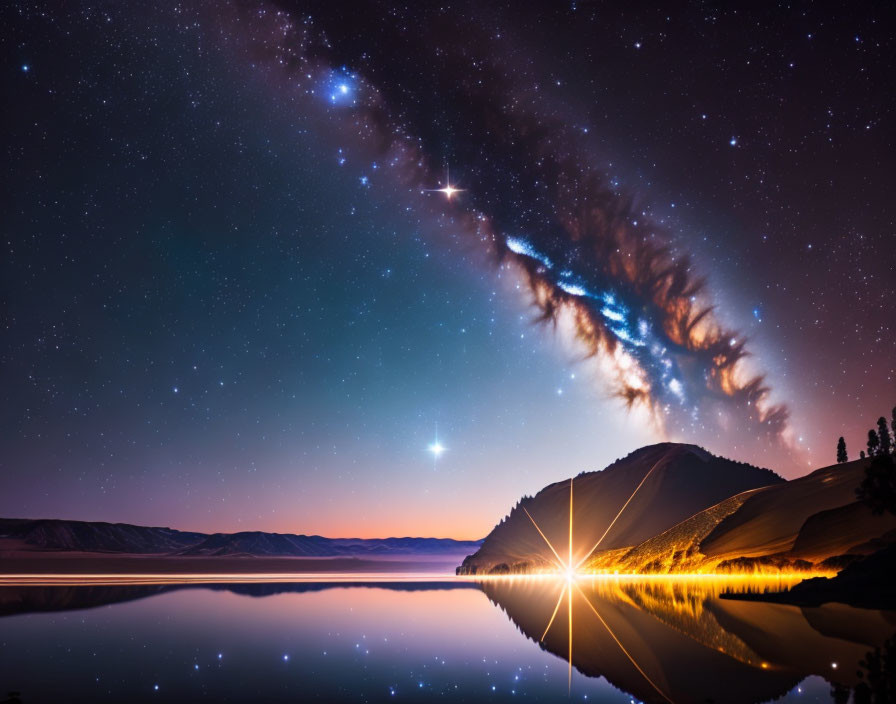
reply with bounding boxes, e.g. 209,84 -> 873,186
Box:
0,576 -> 892,703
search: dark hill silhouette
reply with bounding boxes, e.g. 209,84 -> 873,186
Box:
0,518 -> 205,554
457,443 -> 783,574
0,518 -> 480,560
179,531 -> 481,557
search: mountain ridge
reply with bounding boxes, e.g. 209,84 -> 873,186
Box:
0,518 -> 481,558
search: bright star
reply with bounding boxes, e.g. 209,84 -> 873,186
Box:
428,441 -> 446,458
427,167 -> 465,200
437,184 -> 462,199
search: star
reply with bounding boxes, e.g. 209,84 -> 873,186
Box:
428,440 -> 446,458
427,168 -> 465,200
436,184 -> 463,199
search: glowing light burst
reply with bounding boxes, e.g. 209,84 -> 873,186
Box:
520,476 -> 675,702
427,440 -> 446,458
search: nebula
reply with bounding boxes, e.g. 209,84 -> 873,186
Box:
224,1 -> 791,454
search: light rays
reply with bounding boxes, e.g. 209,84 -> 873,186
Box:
522,505 -> 569,572
523,475 -> 676,701
540,587 -> 566,642
568,477 -> 573,575
574,459 -> 663,571
574,582 -> 675,704
521,478 -> 578,574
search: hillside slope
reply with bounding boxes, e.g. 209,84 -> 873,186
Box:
457,443 -> 783,574
585,457 -> 896,574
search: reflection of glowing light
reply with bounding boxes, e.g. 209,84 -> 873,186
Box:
575,583 -> 674,704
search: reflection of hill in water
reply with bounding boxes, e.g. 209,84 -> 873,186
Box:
481,577 -> 896,704
0,581 -> 476,617
4,578 -> 895,704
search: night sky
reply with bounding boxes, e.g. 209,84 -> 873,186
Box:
2,2 -> 894,539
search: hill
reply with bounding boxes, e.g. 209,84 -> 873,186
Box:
585,456 -> 896,574
457,443 -> 784,575
0,518 -> 481,562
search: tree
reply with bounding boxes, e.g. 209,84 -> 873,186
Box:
891,406 -> 896,452
856,453 -> 896,515
837,437 -> 848,463
878,417 -> 893,456
868,429 -> 881,457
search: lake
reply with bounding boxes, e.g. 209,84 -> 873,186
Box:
0,575 -> 892,702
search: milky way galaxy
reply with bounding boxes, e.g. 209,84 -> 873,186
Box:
228,2 -> 791,453
4,1 -> 893,535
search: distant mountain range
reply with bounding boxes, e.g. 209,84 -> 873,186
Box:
458,442 -> 896,575
0,517 -> 481,559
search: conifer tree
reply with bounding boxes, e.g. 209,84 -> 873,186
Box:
868,429 -> 880,457
836,437 -> 848,463
891,406 -> 896,452
878,417 -> 892,455
857,453 -> 896,515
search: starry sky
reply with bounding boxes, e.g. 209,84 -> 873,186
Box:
2,2 -> 894,539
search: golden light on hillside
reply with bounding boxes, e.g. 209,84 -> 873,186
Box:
499,474 -> 838,701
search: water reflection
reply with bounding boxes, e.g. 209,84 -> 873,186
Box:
0,580 -> 475,617
0,577 -> 893,703
482,576 -> 896,703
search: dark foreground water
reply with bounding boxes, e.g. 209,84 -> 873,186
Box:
0,576 -> 893,703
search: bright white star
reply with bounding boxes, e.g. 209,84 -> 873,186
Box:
437,184 -> 462,199
427,167 -> 465,200
428,441 -> 446,458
